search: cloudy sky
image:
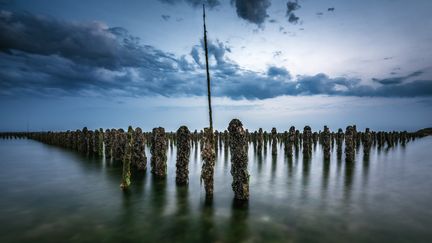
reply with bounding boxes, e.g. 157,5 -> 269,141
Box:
1,0 -> 431,132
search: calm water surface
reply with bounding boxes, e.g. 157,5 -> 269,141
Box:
0,137 -> 431,243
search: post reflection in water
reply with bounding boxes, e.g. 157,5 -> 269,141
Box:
151,176 -> 167,221
229,199 -> 249,243
362,153 -> 370,187
343,159 -> 355,206
271,155 -> 277,182
287,157 -> 294,178
257,152 -> 263,175
200,196 -> 216,242
0,137 -> 431,243
322,158 -> 330,192
223,142 -> 229,168
294,144 -> 299,159
301,156 -> 311,202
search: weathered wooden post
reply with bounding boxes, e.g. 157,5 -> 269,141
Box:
98,128 -> 104,157
323,126 -> 331,160
114,129 -> 126,161
286,126 -> 295,158
151,127 -> 167,177
104,129 -> 112,159
345,126 -> 355,162
133,127 -> 147,171
229,119 -> 249,200
271,127 -> 277,156
200,4 -> 216,199
201,127 -> 215,198
257,128 -> 263,154
362,128 -> 372,156
176,126 -> 191,185
120,126 -> 134,190
303,126 -> 312,158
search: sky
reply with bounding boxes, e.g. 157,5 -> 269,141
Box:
0,0 -> 431,132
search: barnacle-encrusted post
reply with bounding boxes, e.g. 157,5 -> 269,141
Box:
271,127 -> 277,156
151,127 -> 167,177
286,126 -> 295,157
323,125 -> 331,160
201,127 -> 215,198
176,126 -> 191,185
362,128 -> 372,157
120,126 -> 134,190
229,119 -> 249,200
303,126 -> 312,158
133,127 -> 147,171
257,128 -> 263,154
97,128 -> 104,157
345,125 -> 355,162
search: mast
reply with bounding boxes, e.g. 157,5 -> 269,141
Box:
203,4 -> 213,130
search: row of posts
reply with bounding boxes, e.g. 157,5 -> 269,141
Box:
1,122 -> 418,201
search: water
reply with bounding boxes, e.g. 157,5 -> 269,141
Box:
0,137 -> 431,243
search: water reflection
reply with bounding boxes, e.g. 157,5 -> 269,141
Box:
224,144 -> 229,168
294,144 -> 299,159
301,156 -> 311,202
151,176 -> 167,216
336,154 -> 342,178
343,161 -> 355,204
1,137 -> 432,243
200,196 -> 216,242
362,154 -> 370,187
257,153 -> 263,175
271,155 -> 277,182
287,157 -> 294,178
173,186 -> 191,241
229,199 -> 249,242
322,159 -> 330,191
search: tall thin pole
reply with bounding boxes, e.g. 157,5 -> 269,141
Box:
203,4 -> 213,130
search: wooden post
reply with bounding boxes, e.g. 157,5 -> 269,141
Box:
203,4 -> 213,131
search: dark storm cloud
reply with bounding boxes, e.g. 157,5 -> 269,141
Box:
161,0 -> 271,26
0,0 -> 13,5
0,11 -> 180,70
267,66 -> 290,78
191,38 -> 238,76
288,14 -> 299,24
159,0 -> 220,9
328,7 -> 335,12
286,0 -> 301,24
372,71 -> 423,85
287,0 -> 301,14
231,0 -> 271,25
161,14 -> 171,21
1,11 -> 431,100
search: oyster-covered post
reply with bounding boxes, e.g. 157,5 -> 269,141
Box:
257,128 -> 263,154
323,126 -> 331,160
271,127 -> 277,156
362,128 -> 372,156
176,126 -> 191,185
345,126 -> 355,162
151,127 -> 167,177
120,126 -> 134,190
303,126 -> 312,158
287,126 -> 295,157
229,119 -> 249,200
97,128 -> 104,157
133,127 -> 147,171
201,127 -> 215,198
